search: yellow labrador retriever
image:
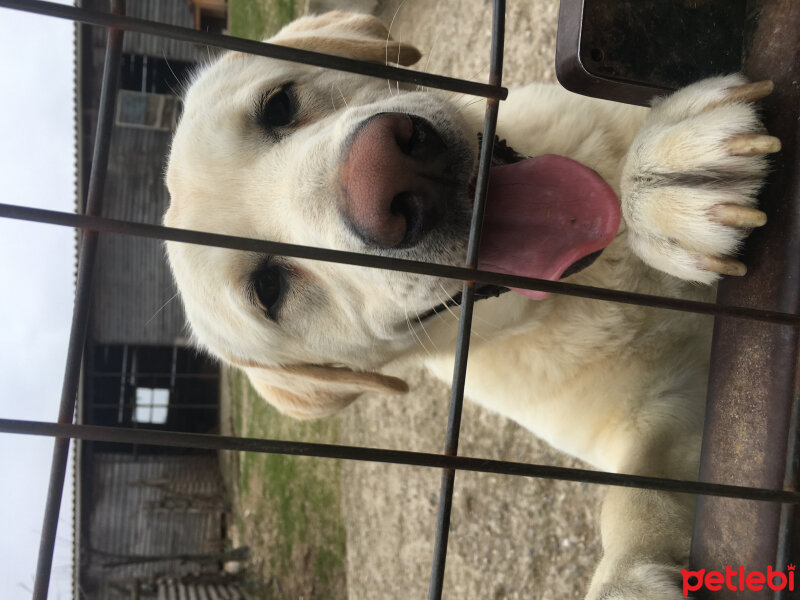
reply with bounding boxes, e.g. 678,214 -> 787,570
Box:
164,12 -> 779,599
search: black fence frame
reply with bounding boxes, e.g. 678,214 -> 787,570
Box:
1,1 -> 799,599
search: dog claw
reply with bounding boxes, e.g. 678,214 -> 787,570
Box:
727,134 -> 781,156
726,80 -> 774,104
700,255 -> 748,277
711,204 -> 767,228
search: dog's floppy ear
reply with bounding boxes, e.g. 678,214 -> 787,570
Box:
269,11 -> 421,66
233,359 -> 409,420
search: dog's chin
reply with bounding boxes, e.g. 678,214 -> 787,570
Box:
415,284 -> 510,322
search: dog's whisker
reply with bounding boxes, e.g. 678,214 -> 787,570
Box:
455,92 -> 479,107
375,306 -> 392,340
385,0 -> 409,95
161,51 -> 183,97
405,310 -> 427,353
385,0 -> 409,65
396,45 -> 401,95
405,308 -> 432,357
396,40 -> 401,76
416,39 -> 437,92
145,292 -> 180,327
474,313 -> 499,330
433,296 -> 490,342
405,312 -> 430,356
453,91 -> 480,109
447,69 -> 491,109
433,289 -> 487,341
437,283 -> 500,330
431,306 -> 448,326
456,97 -> 485,115
440,91 -> 473,115
437,283 -> 457,303
335,81 -> 350,109
460,67 -> 489,85
434,287 -> 462,323
448,91 -> 482,114
424,40 -> 437,73
416,313 -> 439,353
432,291 -> 488,342
467,322 -> 489,342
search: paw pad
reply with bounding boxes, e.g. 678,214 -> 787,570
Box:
621,77 -> 779,282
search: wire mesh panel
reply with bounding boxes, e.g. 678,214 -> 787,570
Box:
0,1 -> 798,600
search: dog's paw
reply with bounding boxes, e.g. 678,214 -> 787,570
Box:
620,74 -> 780,283
587,562 -> 688,600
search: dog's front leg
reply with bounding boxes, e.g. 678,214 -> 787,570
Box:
587,489 -> 694,600
586,419 -> 703,600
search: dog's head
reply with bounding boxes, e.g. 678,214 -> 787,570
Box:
165,12 -> 621,419
165,12 -> 483,417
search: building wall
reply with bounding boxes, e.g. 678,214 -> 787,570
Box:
80,0 -> 211,345
92,124 -> 188,345
80,453 -> 227,599
121,1 -> 204,64
157,580 -> 250,600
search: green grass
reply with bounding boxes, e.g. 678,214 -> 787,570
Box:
226,368 -> 346,598
229,0 -> 298,40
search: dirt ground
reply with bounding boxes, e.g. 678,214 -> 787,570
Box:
328,2 -> 606,599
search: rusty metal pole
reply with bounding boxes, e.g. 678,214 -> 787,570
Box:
30,2 -> 124,597
691,2 -> 800,597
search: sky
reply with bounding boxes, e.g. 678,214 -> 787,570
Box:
0,3 -> 79,598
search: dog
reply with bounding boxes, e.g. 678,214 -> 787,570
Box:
164,11 -> 779,599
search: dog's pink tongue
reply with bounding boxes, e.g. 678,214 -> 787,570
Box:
478,154 -> 620,300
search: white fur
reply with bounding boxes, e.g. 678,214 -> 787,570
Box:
164,14 -> 771,599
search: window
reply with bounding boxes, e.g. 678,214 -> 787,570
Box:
116,54 -> 194,131
120,54 -> 193,95
115,90 -> 181,131
133,387 -> 169,424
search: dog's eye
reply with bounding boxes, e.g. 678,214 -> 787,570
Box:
251,263 -> 286,319
258,87 -> 295,129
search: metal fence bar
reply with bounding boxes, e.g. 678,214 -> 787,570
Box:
2,203 -> 799,327
91,404 -> 216,410
31,2 -> 125,597
775,384 -> 800,600
2,418 -> 799,504
427,2 -> 506,597
0,0 -> 507,101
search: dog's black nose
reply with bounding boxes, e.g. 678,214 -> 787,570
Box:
340,112 -> 449,248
